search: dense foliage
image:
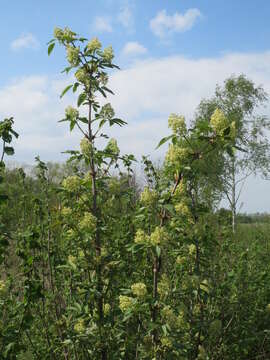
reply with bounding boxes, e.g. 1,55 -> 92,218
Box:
0,28 -> 270,360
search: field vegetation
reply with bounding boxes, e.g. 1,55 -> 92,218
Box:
0,28 -> 270,359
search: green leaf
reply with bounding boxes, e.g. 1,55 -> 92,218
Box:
73,82 -> 80,93
70,120 -> 76,132
102,86 -> 114,95
226,145 -> 234,157
162,324 -> 168,336
200,282 -> 210,294
156,246 -> 161,258
78,117 -> 88,124
0,194 -> 8,201
156,135 -> 174,149
47,42 -> 55,56
60,85 -> 73,98
77,93 -> 87,107
61,66 -> 73,74
99,119 -> 106,129
223,126 -> 231,136
233,145 -> 248,153
164,204 -> 175,215
98,87 -> 107,98
109,118 -> 127,127
4,342 -> 15,357
4,146 -> 14,156
10,129 -> 19,138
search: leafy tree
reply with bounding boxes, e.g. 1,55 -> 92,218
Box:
195,74 -> 270,231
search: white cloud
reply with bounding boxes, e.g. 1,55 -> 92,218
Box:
93,16 -> 113,33
109,52 -> 270,121
10,33 -> 40,51
150,9 -> 202,38
1,51 -> 270,211
118,5 -> 133,29
122,41 -> 147,56
0,75 -> 77,162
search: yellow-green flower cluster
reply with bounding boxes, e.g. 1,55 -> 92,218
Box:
230,121 -> 236,139
197,345 -> 207,359
150,227 -> 168,246
65,106 -> 79,120
176,255 -> 186,266
54,27 -> 76,42
210,108 -> 229,135
166,144 -> 189,166
105,138 -> 119,156
54,27 -> 63,40
66,45 -> 80,66
75,67 -> 89,85
193,303 -> 201,316
68,255 -> 77,269
103,46 -> 114,62
176,310 -> 189,329
61,206 -> 72,217
168,114 -> 187,135
140,187 -> 158,207
161,306 -> 176,327
119,295 -> 133,312
175,202 -> 190,217
174,180 -> 187,197
66,229 -> 76,239
209,319 -> 222,335
158,274 -> 170,298
62,175 -> 81,192
100,103 -> 115,120
78,212 -> 97,233
103,303 -> 111,316
87,37 -> 102,53
100,247 -> 108,258
131,282 -> 147,298
78,250 -> 85,259
188,244 -> 196,256
200,279 -> 209,293
74,318 -> 85,333
0,280 -> 6,292
266,304 -> 270,313
160,337 -> 172,348
99,73 -> 109,86
134,229 -> 149,244
80,138 -> 92,156
181,275 -> 199,291
84,171 -> 92,182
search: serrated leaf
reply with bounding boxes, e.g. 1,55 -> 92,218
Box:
77,93 -> 87,107
60,84 -> 73,98
48,42 -> 55,56
156,135 -> 173,149
70,120 -> 76,132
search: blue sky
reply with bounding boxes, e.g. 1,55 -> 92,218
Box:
1,0 -> 270,212
1,0 -> 270,82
